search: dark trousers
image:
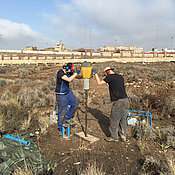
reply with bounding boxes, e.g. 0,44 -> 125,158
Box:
56,90 -> 78,131
110,98 -> 129,140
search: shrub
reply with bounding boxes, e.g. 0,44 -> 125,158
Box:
164,95 -> 175,117
14,79 -> 24,85
126,75 -> 138,83
140,88 -> 175,117
159,126 -> 175,149
1,90 -> 12,100
18,68 -> 29,78
165,152 -> 175,175
0,101 -> 29,131
127,91 -> 140,110
0,68 -> 7,74
47,79 -> 55,90
138,155 -> 171,175
0,79 -> 7,86
17,87 -> 55,108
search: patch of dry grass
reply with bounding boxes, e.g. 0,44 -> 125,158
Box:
1,89 -> 12,101
79,161 -> 105,175
13,168 -> 34,175
38,114 -> 51,134
165,152 -> 175,175
0,99 -> 29,131
139,155 -> 171,175
21,114 -> 32,131
17,86 -> 55,108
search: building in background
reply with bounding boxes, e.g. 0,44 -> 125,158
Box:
24,46 -> 37,51
38,40 -> 70,52
54,40 -> 70,52
97,43 -> 143,53
54,40 -> 64,51
72,48 -> 95,53
42,47 -> 55,51
162,48 -> 175,53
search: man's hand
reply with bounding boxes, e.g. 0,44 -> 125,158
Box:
93,69 -> 97,74
76,67 -> 81,74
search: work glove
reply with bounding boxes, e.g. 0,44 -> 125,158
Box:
76,67 -> 81,74
93,68 -> 97,74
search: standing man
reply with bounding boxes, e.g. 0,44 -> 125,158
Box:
93,67 -> 129,142
55,63 -> 80,132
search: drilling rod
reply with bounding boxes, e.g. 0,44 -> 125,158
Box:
85,89 -> 88,137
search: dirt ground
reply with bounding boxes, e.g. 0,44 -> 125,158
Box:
0,61 -> 175,175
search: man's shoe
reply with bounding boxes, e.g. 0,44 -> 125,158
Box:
104,137 -> 119,142
120,135 -> 129,142
120,137 -> 129,142
58,131 -> 62,137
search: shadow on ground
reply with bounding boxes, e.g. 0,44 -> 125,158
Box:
87,107 -> 111,137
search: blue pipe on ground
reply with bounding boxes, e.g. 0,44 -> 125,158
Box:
5,134 -> 31,146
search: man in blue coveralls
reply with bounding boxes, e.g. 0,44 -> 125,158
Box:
55,63 -> 81,132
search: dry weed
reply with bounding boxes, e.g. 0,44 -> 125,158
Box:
137,140 -> 150,155
79,161 -> 105,175
139,155 -> 172,175
17,87 -> 55,108
21,114 -> 32,131
165,152 -> 175,175
127,90 -> 140,110
0,115 -> 2,129
70,141 -> 91,152
0,98 -> 29,131
158,125 -> 175,149
38,115 -> 51,134
13,168 -> 34,175
1,89 -> 12,100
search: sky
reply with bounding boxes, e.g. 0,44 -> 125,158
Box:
0,0 -> 175,51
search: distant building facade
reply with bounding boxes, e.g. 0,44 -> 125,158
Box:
97,44 -> 143,53
24,46 -> 37,51
40,40 -> 70,52
54,40 -> 66,51
72,48 -> 95,53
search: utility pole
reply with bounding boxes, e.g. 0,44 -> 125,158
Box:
46,42 -> 48,48
115,39 -> 117,52
0,34 -> 2,59
115,39 -> 117,47
85,25 -> 86,52
90,30 -> 92,50
20,24 -> 23,50
156,25 -> 158,50
171,36 -> 173,50
0,34 -> 2,49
